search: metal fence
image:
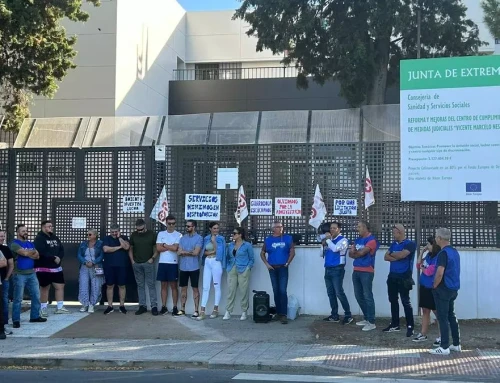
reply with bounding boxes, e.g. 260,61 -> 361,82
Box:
1,143 -> 498,248
173,67 -> 302,81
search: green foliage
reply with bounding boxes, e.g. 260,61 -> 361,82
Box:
0,0 -> 100,131
234,0 -> 484,106
482,0 -> 500,39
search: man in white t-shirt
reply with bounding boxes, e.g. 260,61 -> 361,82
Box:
156,215 -> 182,315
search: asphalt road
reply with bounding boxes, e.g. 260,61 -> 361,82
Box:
0,369 -> 476,383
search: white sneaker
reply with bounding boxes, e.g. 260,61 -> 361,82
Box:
55,307 -> 70,314
240,311 -> 247,321
356,320 -> 369,326
362,323 -> 377,331
429,346 -> 450,355
79,306 -> 88,313
88,305 -> 95,313
223,311 -> 231,320
449,345 -> 462,352
40,307 -> 48,318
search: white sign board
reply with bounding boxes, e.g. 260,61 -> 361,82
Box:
400,56 -> 500,201
217,168 -> 238,190
249,199 -> 273,215
122,196 -> 145,213
155,145 -> 166,161
185,194 -> 221,221
72,217 -> 87,229
333,199 -> 358,216
275,198 -> 302,217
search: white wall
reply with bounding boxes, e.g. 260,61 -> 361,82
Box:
31,0 -> 117,118
151,246 -> 500,321
114,0 -> 186,116
185,11 -> 281,63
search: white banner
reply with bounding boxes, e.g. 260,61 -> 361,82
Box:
275,198 -> 302,217
122,196 -> 145,213
249,199 -> 273,215
185,194 -> 221,221
333,199 -> 358,216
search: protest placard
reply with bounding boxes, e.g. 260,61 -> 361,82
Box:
185,194 -> 221,221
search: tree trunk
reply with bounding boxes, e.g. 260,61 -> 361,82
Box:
367,36 -> 391,105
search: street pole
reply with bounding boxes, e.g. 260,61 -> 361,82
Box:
417,1 -> 421,59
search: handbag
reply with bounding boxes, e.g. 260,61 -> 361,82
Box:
403,277 -> 415,290
94,267 -> 104,275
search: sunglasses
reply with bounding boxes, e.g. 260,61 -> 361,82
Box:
233,232 -> 239,235
87,234 -> 93,237
186,225 -> 193,228
167,222 -> 176,226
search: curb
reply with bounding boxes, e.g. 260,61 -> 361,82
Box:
0,357 -> 352,374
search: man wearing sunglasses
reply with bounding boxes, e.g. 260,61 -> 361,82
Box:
177,220 -> 203,318
156,215 -> 182,316
129,219 -> 159,316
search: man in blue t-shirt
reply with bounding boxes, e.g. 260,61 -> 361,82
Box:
260,221 -> 295,324
102,224 -> 130,315
429,227 -> 461,356
383,224 -> 416,337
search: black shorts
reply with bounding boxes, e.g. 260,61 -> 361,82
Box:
157,263 -> 178,282
179,269 -> 200,288
419,285 -> 436,310
104,266 -> 127,286
36,271 -> 65,287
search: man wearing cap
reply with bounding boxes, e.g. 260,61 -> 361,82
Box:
129,219 -> 159,316
383,224 -> 417,337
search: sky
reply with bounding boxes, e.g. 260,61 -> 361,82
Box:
177,0 -> 241,11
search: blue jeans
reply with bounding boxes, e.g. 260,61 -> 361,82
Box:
352,271 -> 375,323
13,273 -> 41,322
433,286 -> 460,349
269,267 -> 288,316
2,279 -> 9,325
324,266 -> 351,318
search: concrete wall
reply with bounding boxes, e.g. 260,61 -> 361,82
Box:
152,246 -> 500,320
185,11 -> 281,63
114,0 -> 186,116
31,0 -> 117,118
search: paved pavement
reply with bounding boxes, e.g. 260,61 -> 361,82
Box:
0,305 -> 498,382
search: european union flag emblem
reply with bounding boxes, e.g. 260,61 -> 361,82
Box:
466,183 -> 482,192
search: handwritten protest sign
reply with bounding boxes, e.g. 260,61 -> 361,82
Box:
122,196 -> 145,213
275,198 -> 302,217
333,199 -> 358,216
249,199 -> 273,215
185,194 -> 221,221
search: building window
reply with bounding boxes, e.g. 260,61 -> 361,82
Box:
195,63 -> 242,80
195,64 -> 220,80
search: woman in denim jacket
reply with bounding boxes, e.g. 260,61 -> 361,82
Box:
198,222 -> 226,320
77,229 -> 104,313
223,227 -> 254,321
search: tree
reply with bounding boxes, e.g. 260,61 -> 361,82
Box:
234,0 -> 484,106
0,0 -> 100,131
482,0 -> 500,39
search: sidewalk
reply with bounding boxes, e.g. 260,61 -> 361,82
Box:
0,306 -> 498,382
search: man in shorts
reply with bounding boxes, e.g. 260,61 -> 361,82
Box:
102,224 -> 130,315
34,220 -> 68,317
177,220 -> 202,318
156,215 -> 181,315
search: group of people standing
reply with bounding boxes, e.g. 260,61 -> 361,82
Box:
320,220 -> 461,355
0,221 -> 70,339
0,216 -> 461,356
